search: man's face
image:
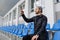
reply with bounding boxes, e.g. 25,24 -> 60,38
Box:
35,7 -> 41,14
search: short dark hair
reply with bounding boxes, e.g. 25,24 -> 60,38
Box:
37,6 -> 43,13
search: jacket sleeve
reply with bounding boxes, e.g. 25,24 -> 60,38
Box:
36,17 -> 47,35
21,14 -> 34,23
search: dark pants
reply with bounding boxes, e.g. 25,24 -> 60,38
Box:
23,32 -> 48,40
23,35 -> 33,40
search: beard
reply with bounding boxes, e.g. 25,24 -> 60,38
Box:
35,12 -> 40,14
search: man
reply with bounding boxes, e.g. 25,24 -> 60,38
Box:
20,6 -> 48,40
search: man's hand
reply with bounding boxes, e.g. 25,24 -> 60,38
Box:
31,35 -> 39,40
20,9 -> 24,15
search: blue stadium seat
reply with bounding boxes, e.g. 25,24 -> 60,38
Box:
16,24 -> 24,37
46,24 -> 50,30
27,22 -> 34,35
56,19 -> 60,23
17,24 -> 21,28
27,22 -> 34,29
9,25 -> 20,35
22,25 -> 28,36
53,31 -> 60,40
17,29 -> 22,37
51,23 -> 60,31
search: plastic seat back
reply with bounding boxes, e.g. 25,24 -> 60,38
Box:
53,31 -> 60,40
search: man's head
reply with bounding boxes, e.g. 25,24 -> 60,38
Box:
35,6 -> 43,14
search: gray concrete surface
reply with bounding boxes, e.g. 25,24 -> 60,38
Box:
0,32 -> 11,40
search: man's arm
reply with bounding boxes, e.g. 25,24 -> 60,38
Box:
22,14 -> 34,23
20,9 -> 34,23
36,17 -> 47,36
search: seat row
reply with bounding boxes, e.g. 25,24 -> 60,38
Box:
0,22 -> 34,37
0,19 -> 60,40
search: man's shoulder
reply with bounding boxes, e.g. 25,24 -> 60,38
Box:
42,15 -> 47,20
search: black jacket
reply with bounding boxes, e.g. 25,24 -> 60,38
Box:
22,14 -> 48,40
